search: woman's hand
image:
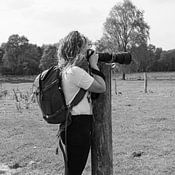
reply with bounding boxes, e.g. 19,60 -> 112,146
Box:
87,52 -> 106,93
89,52 -> 99,70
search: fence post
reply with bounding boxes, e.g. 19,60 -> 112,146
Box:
115,74 -> 117,95
144,72 -> 147,93
91,63 -> 113,175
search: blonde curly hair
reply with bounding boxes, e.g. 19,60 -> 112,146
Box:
58,31 -> 88,67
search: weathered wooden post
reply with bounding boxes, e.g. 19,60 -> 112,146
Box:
115,75 -> 117,95
91,63 -> 113,175
144,72 -> 147,93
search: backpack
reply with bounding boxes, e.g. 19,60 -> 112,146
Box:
33,65 -> 86,124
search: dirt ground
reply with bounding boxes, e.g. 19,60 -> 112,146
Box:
0,73 -> 175,175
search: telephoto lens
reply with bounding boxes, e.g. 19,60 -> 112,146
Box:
86,49 -> 132,64
98,52 -> 132,64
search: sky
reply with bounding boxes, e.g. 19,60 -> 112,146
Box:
0,0 -> 175,51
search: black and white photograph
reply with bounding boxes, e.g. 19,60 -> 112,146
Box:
0,0 -> 175,174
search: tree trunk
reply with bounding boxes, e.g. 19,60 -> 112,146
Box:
122,73 -> 125,80
115,73 -> 117,95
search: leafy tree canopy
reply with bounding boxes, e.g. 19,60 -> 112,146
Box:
97,0 -> 150,53
39,45 -> 58,71
1,34 -> 42,75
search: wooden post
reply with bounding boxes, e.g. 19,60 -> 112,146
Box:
115,73 -> 117,95
144,72 -> 147,93
122,73 -> 125,80
91,63 -> 113,175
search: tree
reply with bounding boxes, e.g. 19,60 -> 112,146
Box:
2,34 -> 29,74
22,44 -> 42,75
131,44 -> 157,72
39,45 -> 58,71
154,47 -> 162,61
0,47 -> 4,73
2,34 -> 42,75
159,50 -> 175,71
97,0 -> 150,78
0,48 -> 4,64
131,44 -> 148,72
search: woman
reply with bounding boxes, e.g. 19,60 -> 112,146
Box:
58,31 -> 106,175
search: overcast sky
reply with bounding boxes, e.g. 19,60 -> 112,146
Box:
0,0 -> 175,50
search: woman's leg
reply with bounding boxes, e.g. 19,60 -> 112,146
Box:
61,115 -> 92,175
67,143 -> 90,175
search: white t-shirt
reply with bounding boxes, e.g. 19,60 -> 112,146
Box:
62,66 -> 94,115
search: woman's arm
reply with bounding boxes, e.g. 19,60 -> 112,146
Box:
87,53 -> 106,93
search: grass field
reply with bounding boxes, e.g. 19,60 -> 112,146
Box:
0,72 -> 175,175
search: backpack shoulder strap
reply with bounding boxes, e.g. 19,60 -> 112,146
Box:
69,88 -> 86,109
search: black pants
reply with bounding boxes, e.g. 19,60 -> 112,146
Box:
60,115 -> 92,175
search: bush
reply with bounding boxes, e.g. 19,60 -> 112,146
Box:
1,67 -> 13,75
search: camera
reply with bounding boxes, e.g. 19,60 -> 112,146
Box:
86,49 -> 132,65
